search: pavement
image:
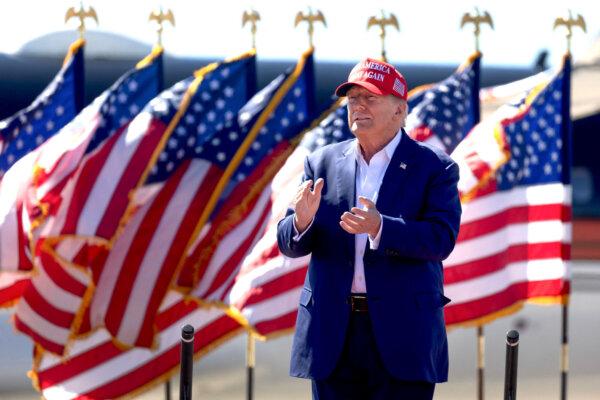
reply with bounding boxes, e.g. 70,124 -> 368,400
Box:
1,261 -> 599,400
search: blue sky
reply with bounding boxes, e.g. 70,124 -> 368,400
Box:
1,0 -> 598,67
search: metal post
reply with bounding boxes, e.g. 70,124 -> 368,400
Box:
179,324 -> 194,400
477,326 -> 485,400
164,379 -> 171,400
561,303 -> 569,400
504,330 -> 519,400
247,332 -> 256,400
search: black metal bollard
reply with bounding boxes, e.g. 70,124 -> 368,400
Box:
180,324 -> 195,400
165,380 -> 171,400
504,330 -> 519,400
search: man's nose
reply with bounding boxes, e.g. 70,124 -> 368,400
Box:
352,97 -> 367,109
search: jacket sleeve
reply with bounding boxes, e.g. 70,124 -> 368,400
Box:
376,160 -> 461,261
276,156 -> 316,258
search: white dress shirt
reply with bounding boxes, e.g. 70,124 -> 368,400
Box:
293,130 -> 402,294
350,130 -> 401,293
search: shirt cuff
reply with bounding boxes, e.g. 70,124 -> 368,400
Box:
368,215 -> 383,250
293,217 -> 314,241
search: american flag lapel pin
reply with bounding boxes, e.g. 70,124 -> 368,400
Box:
399,162 -> 407,170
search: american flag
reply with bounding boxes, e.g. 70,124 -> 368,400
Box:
0,39 -> 84,306
12,48 -> 164,355
443,56 -> 572,326
30,46 -> 164,244
0,39 -> 84,179
176,49 -> 316,305
405,52 -> 480,153
26,50 -> 316,399
87,51 -> 258,349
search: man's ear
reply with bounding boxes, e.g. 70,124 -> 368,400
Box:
395,100 -> 407,117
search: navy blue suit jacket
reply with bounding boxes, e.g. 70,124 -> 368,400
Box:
277,131 -> 461,383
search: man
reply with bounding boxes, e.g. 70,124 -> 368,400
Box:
277,58 -> 461,400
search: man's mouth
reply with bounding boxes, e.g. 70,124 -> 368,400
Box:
352,115 -> 370,122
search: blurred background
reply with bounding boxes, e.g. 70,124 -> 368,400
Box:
1,0 -> 599,399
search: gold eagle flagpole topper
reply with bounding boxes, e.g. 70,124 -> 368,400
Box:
242,9 -> 261,50
65,2 -> 98,39
460,8 -> 493,52
367,10 -> 399,63
553,10 -> 586,55
149,7 -> 175,47
294,7 -> 327,49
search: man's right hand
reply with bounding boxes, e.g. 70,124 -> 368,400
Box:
293,178 -> 324,233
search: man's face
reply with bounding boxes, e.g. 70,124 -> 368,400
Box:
346,86 -> 405,143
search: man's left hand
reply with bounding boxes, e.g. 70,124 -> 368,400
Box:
340,196 -> 381,237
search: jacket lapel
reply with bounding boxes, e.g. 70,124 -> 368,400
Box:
336,140 -> 357,263
335,140 -> 357,213
376,131 -> 416,215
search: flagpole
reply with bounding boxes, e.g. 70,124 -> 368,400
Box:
246,332 -> 256,400
477,326 -> 485,400
560,303 -> 569,400
552,11 -> 584,399
460,10 -> 489,400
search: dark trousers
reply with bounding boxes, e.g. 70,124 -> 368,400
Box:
312,312 -> 435,400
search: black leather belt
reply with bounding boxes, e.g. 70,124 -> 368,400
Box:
348,294 -> 368,313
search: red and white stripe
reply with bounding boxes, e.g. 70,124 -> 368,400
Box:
178,141 -> 293,294
13,242 -> 91,354
443,182 -> 571,325
0,271 -> 30,307
35,291 -> 242,400
8,109 -> 167,353
226,224 -> 308,336
90,158 -> 223,348
36,111 -> 164,242
0,149 -> 38,272
190,186 -> 272,301
94,141 -> 295,349
0,106 -> 102,311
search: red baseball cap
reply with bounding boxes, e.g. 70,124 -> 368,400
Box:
335,58 -> 408,100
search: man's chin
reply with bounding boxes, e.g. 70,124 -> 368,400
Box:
351,123 -> 373,136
